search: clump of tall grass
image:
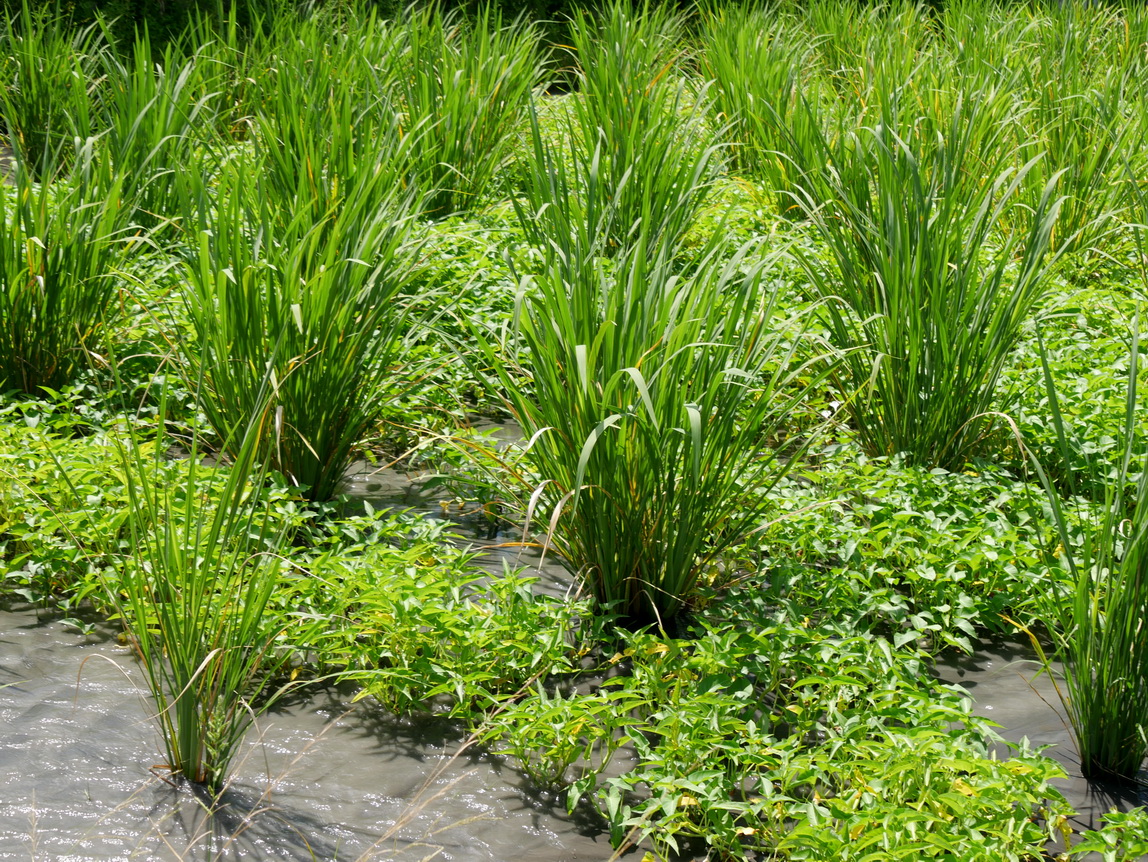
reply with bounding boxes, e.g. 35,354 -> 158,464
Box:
97,31 -> 218,236
529,0 -> 717,256
0,144 -> 125,395
0,1 -> 103,180
790,98 -> 1062,470
1015,63 -> 1135,256
493,0 -> 805,624
490,202 -> 832,625
247,10 -> 411,239
396,4 -> 543,216
1024,168 -> 1148,785
816,0 -> 936,126
934,0 -> 1041,80
1035,0 -> 1128,91
176,5 -> 278,142
860,0 -> 937,91
175,149 -> 427,502
178,11 -> 437,503
800,0 -> 890,102
890,76 -> 1022,221
110,380 -> 294,793
699,4 -> 825,216
1029,333 -> 1148,782
799,0 -> 860,81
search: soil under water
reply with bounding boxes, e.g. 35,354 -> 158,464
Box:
336,418 -> 579,602
0,425 -> 626,861
4,429 -> 1146,860
358,419 -> 1148,840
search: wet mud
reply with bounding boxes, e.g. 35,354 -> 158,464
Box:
0,424 -> 623,861
338,418 -> 579,602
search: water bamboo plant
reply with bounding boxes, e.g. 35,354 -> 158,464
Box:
98,31 -> 217,235
1024,174 -> 1148,785
247,13 -> 409,249
699,3 -> 825,216
110,377 -> 294,793
178,3 -> 278,142
790,99 -> 1062,470
175,150 -> 427,502
0,143 -> 125,395
538,0 -> 717,256
1028,323 -> 1148,783
0,0 -> 102,179
395,3 -> 543,217
487,189 -> 833,624
1015,65 -> 1134,256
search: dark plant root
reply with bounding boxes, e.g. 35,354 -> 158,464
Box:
1080,758 -> 1148,789
597,603 -> 701,640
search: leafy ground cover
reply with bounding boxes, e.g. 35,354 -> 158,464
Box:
3,0 -> 1148,858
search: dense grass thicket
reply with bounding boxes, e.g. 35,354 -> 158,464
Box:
4,0 -> 1148,857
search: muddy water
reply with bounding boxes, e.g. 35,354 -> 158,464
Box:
337,418 -> 579,602
0,605 -> 625,861
5,618 -> 1144,862
343,442 -> 1148,854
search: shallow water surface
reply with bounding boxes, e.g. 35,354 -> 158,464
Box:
7,440 -> 1144,859
338,421 -> 579,603
0,606 -> 621,861
343,452 -> 1148,856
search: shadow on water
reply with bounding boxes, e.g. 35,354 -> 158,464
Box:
340,428 -> 1148,858
0,420 -> 635,860
134,782 -> 369,862
16,422 -> 1140,859
264,680 -> 478,768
